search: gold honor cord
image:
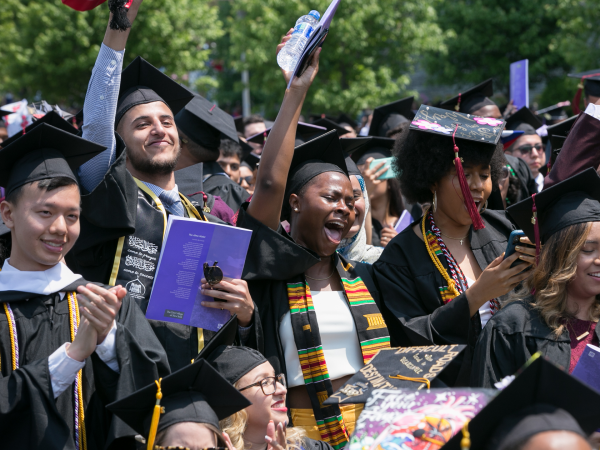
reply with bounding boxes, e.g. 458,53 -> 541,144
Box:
388,374 -> 431,390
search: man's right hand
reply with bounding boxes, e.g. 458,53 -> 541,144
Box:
103,0 -> 144,51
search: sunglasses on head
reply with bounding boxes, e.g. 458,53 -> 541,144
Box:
515,143 -> 544,154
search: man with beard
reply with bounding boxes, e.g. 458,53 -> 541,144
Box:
66,0 -> 257,371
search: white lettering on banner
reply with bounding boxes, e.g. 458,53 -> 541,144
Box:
128,236 -> 159,254
125,255 -> 156,272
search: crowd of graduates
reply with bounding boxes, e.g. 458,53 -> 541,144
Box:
3,1 -> 600,449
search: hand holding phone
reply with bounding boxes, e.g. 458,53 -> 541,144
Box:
505,230 -> 534,268
369,157 -> 397,180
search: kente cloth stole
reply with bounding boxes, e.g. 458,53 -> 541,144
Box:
423,209 -> 500,313
286,260 -> 390,449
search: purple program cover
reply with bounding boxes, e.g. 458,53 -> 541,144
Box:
394,210 -> 414,233
572,344 -> 600,393
145,216 -> 252,331
349,388 -> 495,450
510,59 -> 529,109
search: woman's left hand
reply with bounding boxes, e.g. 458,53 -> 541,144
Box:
200,278 -> 254,327
265,420 -> 286,450
515,236 -> 537,265
380,225 -> 398,247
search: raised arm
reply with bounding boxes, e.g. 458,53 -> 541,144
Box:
78,0 -> 143,193
246,37 -> 321,230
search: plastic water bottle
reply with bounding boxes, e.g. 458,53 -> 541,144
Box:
277,10 -> 321,71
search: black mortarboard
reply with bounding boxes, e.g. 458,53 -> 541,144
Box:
441,356 -> 600,449
439,79 -> 496,114
568,69 -> 600,97
410,105 -> 504,230
0,111 -> 78,148
107,359 -> 251,447
233,116 -> 244,133
324,345 -> 465,405
536,101 -> 570,122
0,123 -> 105,195
369,97 -> 414,137
336,113 -> 357,129
206,345 -> 268,385
341,137 -> 395,165
309,113 -> 336,123
175,96 -> 238,151
311,117 -> 349,136
116,57 -> 194,126
505,107 -> 543,135
344,156 -> 361,177
243,152 -> 260,169
546,114 -> 578,137
507,168 -> 600,257
247,121 -> 327,146
194,315 -> 238,363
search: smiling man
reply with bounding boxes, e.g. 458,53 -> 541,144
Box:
67,0 -> 257,372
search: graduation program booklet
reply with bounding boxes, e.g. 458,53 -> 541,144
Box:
145,216 -> 252,331
287,0 -> 341,89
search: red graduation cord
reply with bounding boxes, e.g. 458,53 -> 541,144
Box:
452,124 -> 485,230
572,72 -> 600,115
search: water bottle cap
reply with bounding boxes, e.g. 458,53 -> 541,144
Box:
308,10 -> 321,20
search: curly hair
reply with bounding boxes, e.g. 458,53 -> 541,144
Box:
509,222 -> 600,337
393,130 -> 506,204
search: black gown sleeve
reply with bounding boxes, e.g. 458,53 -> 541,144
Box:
303,437 -> 335,450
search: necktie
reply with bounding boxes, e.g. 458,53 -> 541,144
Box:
158,189 -> 185,217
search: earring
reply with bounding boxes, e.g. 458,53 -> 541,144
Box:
433,191 -> 437,213
181,138 -> 188,144
480,200 -> 488,214
294,208 -> 299,212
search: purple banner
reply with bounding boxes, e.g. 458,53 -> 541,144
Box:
510,59 -> 529,109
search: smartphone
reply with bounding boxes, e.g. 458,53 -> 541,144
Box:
369,157 -> 398,180
505,230 -> 528,267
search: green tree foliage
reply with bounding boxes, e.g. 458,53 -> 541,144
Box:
554,0 -> 600,71
214,0 -> 446,118
0,0 -> 223,105
423,0 -> 570,100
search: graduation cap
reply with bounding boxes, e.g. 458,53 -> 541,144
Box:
0,109 -> 13,119
536,101 -> 570,123
546,114 -> 578,137
324,345 -> 466,405
194,315 -> 238,363
246,121 -> 327,147
205,345 -> 269,386
439,79 -> 496,115
506,168 -> 600,260
441,356 -> 600,449
233,116 -> 244,133
369,97 -> 414,137
341,137 -> 396,165
505,107 -> 543,135
116,56 -> 194,126
282,130 -> 349,220
344,156 -> 361,177
311,117 -> 349,136
337,113 -> 357,129
0,123 -> 105,195
309,113 -> 337,123
107,359 -> 251,449
0,111 -> 78,148
410,105 -> 505,230
568,69 -> 600,114
175,95 -> 238,151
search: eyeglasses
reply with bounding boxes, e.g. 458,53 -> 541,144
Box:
500,166 -> 509,180
515,143 -> 544,154
238,373 -> 286,395
239,176 -> 253,185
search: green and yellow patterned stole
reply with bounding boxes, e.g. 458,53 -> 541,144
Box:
286,256 -> 390,449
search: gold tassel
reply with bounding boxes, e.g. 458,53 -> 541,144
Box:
460,420 -> 471,450
147,378 -> 164,450
389,374 -> 431,390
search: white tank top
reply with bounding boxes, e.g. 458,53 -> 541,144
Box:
279,290 -> 365,388
466,276 -> 492,327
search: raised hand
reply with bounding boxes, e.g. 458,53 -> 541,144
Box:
66,317 -> 98,362
76,284 -> 126,344
200,277 -> 254,327
264,420 -> 286,450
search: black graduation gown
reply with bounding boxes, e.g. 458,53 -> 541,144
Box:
0,279 -> 170,450
236,205 -> 382,378
470,299 -> 584,388
65,137 -> 239,373
304,437 -> 335,450
505,154 -> 538,200
372,210 -> 515,386
175,161 -> 250,212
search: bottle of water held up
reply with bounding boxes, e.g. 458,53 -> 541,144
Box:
277,10 -> 321,71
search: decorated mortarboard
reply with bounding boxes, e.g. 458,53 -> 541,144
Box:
311,117 -> 350,136
505,107 -> 543,135
506,168 -> 600,260
194,315 -> 238,363
341,136 -> 396,165
337,113 -> 358,129
0,111 -> 78,148
107,359 -> 251,450
0,123 -> 105,195
324,345 -> 466,406
247,121 -> 327,146
175,95 -> 238,150
369,97 -> 414,137
0,109 -> 13,118
439,79 -> 496,115
116,56 -> 194,126
409,105 -> 505,230
535,101 -> 570,122
568,69 -> 600,114
440,356 -> 600,449
546,114 -> 578,137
